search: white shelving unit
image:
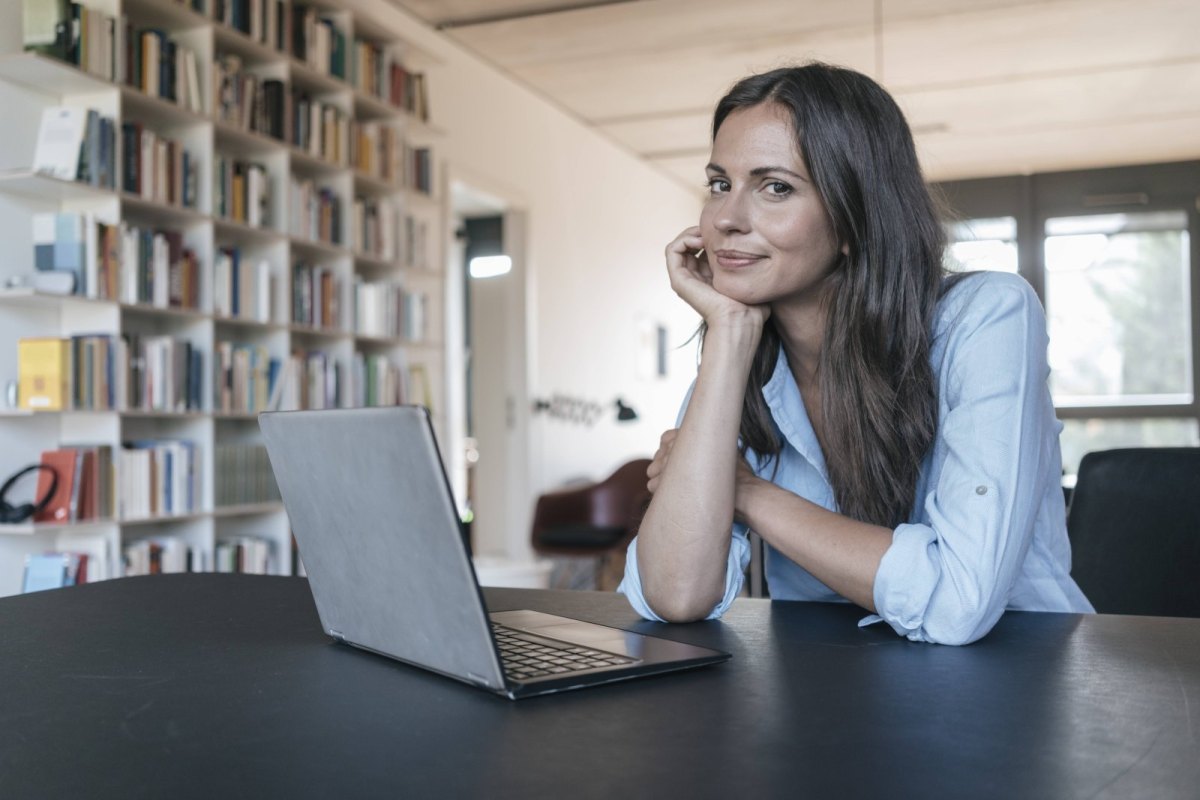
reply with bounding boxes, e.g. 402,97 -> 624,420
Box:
0,0 -> 445,597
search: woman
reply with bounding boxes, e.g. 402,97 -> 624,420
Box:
618,63 -> 1093,645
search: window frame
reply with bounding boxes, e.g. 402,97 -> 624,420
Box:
936,161 -> 1200,436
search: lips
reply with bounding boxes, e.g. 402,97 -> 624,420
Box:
713,249 -> 766,269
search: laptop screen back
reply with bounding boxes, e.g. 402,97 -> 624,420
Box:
259,406 -> 506,690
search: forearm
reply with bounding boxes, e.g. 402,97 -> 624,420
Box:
638,323 -> 760,621
737,478 -> 893,612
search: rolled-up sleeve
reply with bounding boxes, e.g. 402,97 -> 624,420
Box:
873,275 -> 1054,645
619,522 -> 750,621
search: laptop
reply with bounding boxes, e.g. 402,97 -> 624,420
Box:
258,405 -> 729,699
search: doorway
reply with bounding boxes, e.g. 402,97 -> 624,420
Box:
447,182 -> 533,564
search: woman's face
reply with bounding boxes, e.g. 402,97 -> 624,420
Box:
699,102 -> 843,310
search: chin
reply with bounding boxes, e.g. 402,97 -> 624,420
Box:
712,273 -> 768,306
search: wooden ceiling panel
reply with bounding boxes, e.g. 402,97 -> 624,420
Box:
896,62 -> 1200,135
883,0 -> 1200,90
600,111 -> 712,156
391,0 -> 1195,185
917,114 -> 1200,181
392,0 -> 612,28
503,29 -> 875,120
880,0 -> 1075,24
447,0 -> 874,67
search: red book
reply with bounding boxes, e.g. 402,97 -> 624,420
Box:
33,449 -> 78,523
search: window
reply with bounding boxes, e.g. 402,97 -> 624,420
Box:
936,162 -> 1200,481
1044,211 -> 1192,406
1059,418 -> 1200,479
945,216 -> 1019,274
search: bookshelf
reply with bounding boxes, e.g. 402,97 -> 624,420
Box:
0,0 -> 445,596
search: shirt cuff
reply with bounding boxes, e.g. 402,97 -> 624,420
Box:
872,523 -> 941,640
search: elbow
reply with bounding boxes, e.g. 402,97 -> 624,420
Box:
644,586 -> 723,624
921,603 -> 1002,646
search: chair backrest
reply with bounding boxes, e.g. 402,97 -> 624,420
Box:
1067,448 -> 1200,618
530,459 -> 652,553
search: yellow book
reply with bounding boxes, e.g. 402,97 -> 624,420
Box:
18,337 -> 71,411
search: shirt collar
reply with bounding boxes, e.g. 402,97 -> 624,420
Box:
761,347 -> 830,481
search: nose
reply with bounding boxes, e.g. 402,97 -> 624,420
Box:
711,189 -> 751,236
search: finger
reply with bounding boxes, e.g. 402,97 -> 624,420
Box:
646,456 -> 664,480
665,231 -> 705,271
694,250 -> 714,283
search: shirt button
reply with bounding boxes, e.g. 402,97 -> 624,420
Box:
975,486 -> 988,495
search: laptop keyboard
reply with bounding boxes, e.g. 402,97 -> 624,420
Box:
491,622 -> 637,682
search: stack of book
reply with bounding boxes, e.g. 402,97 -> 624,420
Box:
401,144 -> 433,195
213,248 -> 274,322
124,26 -> 204,113
212,54 -> 291,141
214,342 -> 281,414
350,121 -> 402,183
23,1 -> 119,79
402,290 -> 428,342
15,446 -> 117,525
278,350 -> 343,410
352,196 -> 399,259
209,0 -> 289,49
350,38 -> 429,121
215,536 -> 273,574
213,444 -> 282,506
22,552 -> 92,592
403,214 -> 430,270
213,155 -> 271,227
123,536 -> 206,575
18,335 -> 204,412
32,212 -> 200,307
32,106 -> 118,190
289,178 -> 342,244
22,2 -> 203,110
121,123 -> 198,207
291,263 -> 343,329
118,439 -> 199,519
290,90 -> 349,165
353,280 -> 405,339
292,6 -> 345,79
351,353 -> 405,407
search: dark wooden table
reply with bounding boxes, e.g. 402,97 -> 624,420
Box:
2,574 -> 1197,798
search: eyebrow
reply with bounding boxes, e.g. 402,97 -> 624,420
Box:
705,163 -> 808,182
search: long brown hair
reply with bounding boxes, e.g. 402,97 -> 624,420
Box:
705,63 -> 960,528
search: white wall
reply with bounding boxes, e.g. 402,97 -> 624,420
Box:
344,1 -> 704,557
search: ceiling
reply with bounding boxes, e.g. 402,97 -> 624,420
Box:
391,0 -> 1200,190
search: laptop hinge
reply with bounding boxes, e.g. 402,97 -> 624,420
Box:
328,628 -> 347,643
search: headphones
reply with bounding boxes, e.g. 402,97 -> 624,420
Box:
0,464 -> 60,524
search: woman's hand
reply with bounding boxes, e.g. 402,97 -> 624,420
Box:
665,226 -> 770,330
646,429 -> 678,495
648,427 -> 763,523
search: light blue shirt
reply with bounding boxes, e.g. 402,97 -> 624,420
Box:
619,271 -> 1094,645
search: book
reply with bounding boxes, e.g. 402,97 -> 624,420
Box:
23,0 -> 72,60
18,337 -> 71,410
32,449 -> 78,523
31,106 -> 88,181
22,553 -> 72,592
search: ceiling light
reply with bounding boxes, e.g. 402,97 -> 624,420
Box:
469,255 -> 512,279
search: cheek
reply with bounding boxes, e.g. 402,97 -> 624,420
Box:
770,215 -> 838,257
698,203 -> 716,237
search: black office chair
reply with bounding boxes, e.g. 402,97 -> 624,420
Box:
1066,448 -> 1200,618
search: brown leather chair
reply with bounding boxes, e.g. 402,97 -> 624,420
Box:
530,458 -> 652,591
